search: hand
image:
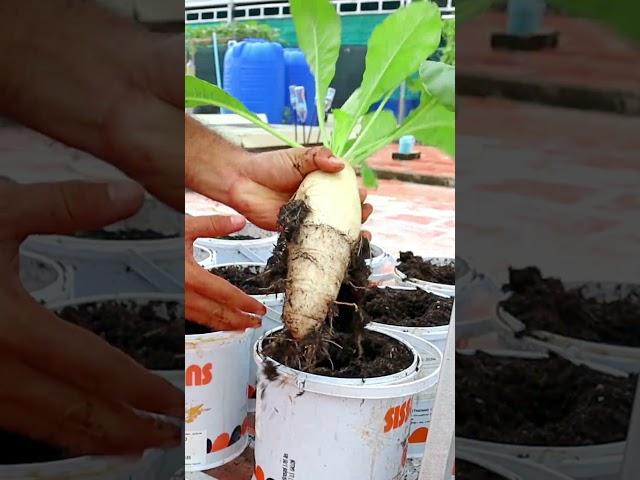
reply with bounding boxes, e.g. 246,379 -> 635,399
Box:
185,215 -> 266,330
0,180 -> 182,455
231,146 -> 374,230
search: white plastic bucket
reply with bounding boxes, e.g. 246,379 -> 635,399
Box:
22,197 -> 183,296
457,448 -> 575,480
20,250 -> 73,304
0,450 -> 163,480
252,325 -> 440,480
368,285 -> 450,459
211,262 -> 285,412
397,257 -> 455,298
193,244 -> 216,270
366,244 -> 398,285
185,326 -> 253,471
195,222 -> 278,264
497,281 -> 640,373
456,348 -> 628,479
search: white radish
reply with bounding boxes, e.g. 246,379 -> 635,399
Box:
283,164 -> 362,340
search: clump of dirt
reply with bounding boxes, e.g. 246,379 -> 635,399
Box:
220,235 -> 259,240
211,264 -> 284,295
501,267 -> 640,347
457,352 -> 636,446
0,430 -> 73,464
75,229 -> 177,240
363,287 -> 453,327
185,320 -> 215,335
57,300 -> 183,370
397,251 -> 455,285
456,460 -> 506,480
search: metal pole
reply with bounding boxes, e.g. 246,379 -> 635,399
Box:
622,377 -> 640,480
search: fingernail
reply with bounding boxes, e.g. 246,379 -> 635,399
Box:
108,181 -> 144,207
229,215 -> 246,229
329,157 -> 345,167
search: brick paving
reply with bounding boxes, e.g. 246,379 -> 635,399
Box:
457,13 -> 640,113
366,144 -> 455,186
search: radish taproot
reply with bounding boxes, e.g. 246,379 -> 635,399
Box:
185,0 -> 452,341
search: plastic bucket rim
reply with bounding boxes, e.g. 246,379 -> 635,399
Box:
20,250 -> 69,301
196,233 -> 278,247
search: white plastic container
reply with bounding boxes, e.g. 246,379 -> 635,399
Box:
369,285 -> 451,459
211,262 -> 285,412
185,326 -> 253,471
456,348 -> 628,480
195,222 -> 278,264
457,448 -> 574,480
366,243 -> 398,285
20,250 -> 73,304
497,281 -> 640,373
397,256 -> 455,298
23,197 -> 183,296
0,451 -> 163,480
252,325 -> 440,480
193,244 -> 216,270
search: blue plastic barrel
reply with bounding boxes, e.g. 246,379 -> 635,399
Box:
283,48 -> 318,126
223,39 -> 285,123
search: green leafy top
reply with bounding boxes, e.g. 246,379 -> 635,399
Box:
184,0 -> 455,188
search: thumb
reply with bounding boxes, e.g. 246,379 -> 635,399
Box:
8,181 -> 144,239
185,215 -> 246,242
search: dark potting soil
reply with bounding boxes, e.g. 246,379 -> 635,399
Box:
456,352 -> 636,446
501,267 -> 640,347
363,287 -> 453,327
0,430 -> 73,464
456,460 -> 506,480
220,234 -> 260,240
57,300 -> 183,370
185,320 -> 215,335
211,264 -> 283,295
74,229 -> 178,240
397,251 -> 455,285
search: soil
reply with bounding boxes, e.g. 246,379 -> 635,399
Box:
220,235 -> 259,240
185,320 -> 215,335
211,264 -> 284,295
363,287 -> 453,327
74,229 -> 177,240
397,251 -> 455,285
0,430 -> 73,464
57,300 -> 183,370
456,352 -> 637,446
20,256 -> 58,292
456,460 -> 505,480
501,267 -> 640,347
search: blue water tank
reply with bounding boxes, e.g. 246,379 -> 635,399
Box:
223,39 -> 285,124
283,48 -> 318,126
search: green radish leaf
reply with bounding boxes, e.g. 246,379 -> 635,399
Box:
351,110 -> 397,164
331,108 -> 354,153
420,61 -> 455,111
360,164 -> 379,189
398,98 -> 455,156
185,75 -> 301,148
290,0 -> 341,145
341,1 -> 441,120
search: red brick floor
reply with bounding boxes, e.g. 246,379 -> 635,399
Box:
366,144 -> 455,183
458,12 -> 640,94
457,95 -> 640,285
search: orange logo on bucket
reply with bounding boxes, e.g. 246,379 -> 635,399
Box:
384,398 -> 413,433
186,362 -> 213,386
409,427 -> 429,444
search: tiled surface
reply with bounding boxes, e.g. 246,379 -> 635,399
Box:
458,95 -> 640,286
366,144 -> 455,184
458,12 -> 640,94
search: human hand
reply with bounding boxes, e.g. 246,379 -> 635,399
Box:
0,180 -> 182,455
185,215 -> 266,330
230,147 -> 374,231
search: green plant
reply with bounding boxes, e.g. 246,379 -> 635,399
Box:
185,21 -> 282,59
441,19 -> 455,65
185,0 -> 455,341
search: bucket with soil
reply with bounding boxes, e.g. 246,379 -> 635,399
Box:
396,251 -> 455,298
497,267 -> 640,373
252,325 -> 439,480
20,250 -> 73,304
22,196 -> 183,296
361,239 -> 397,285
185,321 -> 253,471
193,244 -> 216,270
194,222 -> 278,264
456,348 -> 635,479
363,285 -> 453,459
456,448 -> 573,480
210,261 -> 285,411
